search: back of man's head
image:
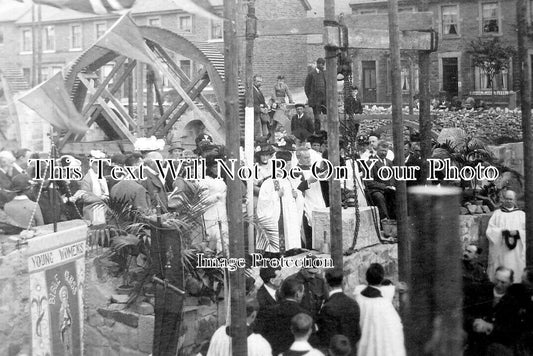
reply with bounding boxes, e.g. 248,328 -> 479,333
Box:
366,263 -> 385,286
290,313 -> 313,338
281,278 -> 303,300
329,335 -> 352,356
260,267 -> 279,285
325,269 -> 343,288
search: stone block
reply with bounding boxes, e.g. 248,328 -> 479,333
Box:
132,302 -> 154,315
195,315 -> 218,345
87,312 -> 105,328
312,206 -> 381,252
97,308 -> 139,328
84,325 -> 111,348
111,294 -> 130,304
137,315 -> 154,354
109,322 -> 139,350
179,306 -> 199,348
108,303 -> 127,311
119,346 -> 148,356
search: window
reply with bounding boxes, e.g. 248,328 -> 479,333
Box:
398,6 -> 415,13
22,68 -> 30,83
42,66 -> 62,81
474,64 -> 511,91
95,22 -> 107,39
0,26 -> 4,45
210,19 -> 223,40
21,28 -> 32,52
179,15 -> 192,33
148,17 -> 161,27
357,9 -> 378,15
42,25 -> 55,51
100,64 -> 115,85
442,5 -> 459,35
180,60 -> 191,79
70,24 -> 82,50
481,2 -> 499,34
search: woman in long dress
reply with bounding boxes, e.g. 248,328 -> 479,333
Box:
198,157 -> 228,255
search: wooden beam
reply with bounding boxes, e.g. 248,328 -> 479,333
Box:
148,69 -> 208,135
151,43 -> 224,126
161,78 -> 211,134
349,29 -> 434,50
65,60 -> 137,144
62,140 -> 134,155
81,56 -> 127,117
247,12 -> 434,37
78,75 -> 136,143
136,63 -> 144,135
146,68 -> 155,130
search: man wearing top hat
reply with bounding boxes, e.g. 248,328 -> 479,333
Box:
168,143 -> 184,160
291,104 -> 314,143
4,174 -> 44,228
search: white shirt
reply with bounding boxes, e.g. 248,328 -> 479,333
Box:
264,283 -> 277,301
283,341 -> 324,356
207,325 -> 272,356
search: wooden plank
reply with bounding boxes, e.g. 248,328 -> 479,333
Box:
358,113 -> 419,121
136,63 -> 144,135
62,140 -> 134,155
152,44 -> 224,126
81,56 -> 126,117
349,29 -> 434,50
161,78 -> 211,134
248,12 -> 434,37
148,69 -> 208,135
78,75 -> 136,143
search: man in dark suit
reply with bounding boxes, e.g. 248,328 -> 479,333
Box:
364,140 -> 396,220
253,74 -> 268,138
258,278 -> 312,355
464,266 -> 524,356
142,152 -> 168,211
111,154 -> 152,213
305,58 -> 326,132
317,269 -> 361,355
404,141 -> 422,187
291,104 -> 315,143
257,267 -> 281,310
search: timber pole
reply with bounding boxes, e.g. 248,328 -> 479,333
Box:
37,4 -> 42,84
388,0 -> 409,303
408,187 -> 463,355
418,0 -> 432,184
245,0 -> 257,253
518,0 -> 533,265
224,0 -> 247,354
325,0 -> 342,272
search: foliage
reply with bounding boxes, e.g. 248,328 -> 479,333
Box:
469,38 -> 516,100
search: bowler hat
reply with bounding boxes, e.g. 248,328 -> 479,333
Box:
295,103 -> 305,109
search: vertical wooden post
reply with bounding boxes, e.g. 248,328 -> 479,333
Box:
418,52 -> 431,184
31,4 -> 36,87
245,0 -> 257,253
408,186 -> 463,356
136,63 -> 145,136
36,4 -> 42,84
518,0 -> 533,265
224,0 -> 247,354
325,0 -> 342,272
409,57 -> 414,115
418,0 -> 432,185
388,0 -> 409,303
146,68 -> 155,132
128,60 -> 134,118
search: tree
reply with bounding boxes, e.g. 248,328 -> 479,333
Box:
470,38 -> 516,105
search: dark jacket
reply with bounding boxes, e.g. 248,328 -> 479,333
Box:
141,170 -> 168,211
291,113 -> 315,142
285,271 -> 328,319
254,85 -> 266,115
364,157 -> 395,193
305,69 -> 326,107
345,96 -> 363,116
317,292 -> 361,354
259,299 -> 313,356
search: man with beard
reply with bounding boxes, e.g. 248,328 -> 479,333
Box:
486,190 -> 526,283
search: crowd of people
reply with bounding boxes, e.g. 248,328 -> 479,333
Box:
206,263 -> 405,356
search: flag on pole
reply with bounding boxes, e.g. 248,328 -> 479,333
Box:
19,0 -> 223,20
18,71 -> 89,135
94,12 -> 154,64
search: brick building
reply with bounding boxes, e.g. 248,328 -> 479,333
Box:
348,0 -> 533,105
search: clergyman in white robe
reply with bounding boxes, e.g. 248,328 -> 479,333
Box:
485,192 -> 526,283
354,284 -> 406,356
256,177 -> 304,252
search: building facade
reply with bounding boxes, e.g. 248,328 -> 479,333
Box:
348,0 -> 533,105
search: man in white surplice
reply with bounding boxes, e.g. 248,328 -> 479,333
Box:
295,148 -> 325,249
257,150 -> 304,253
80,150 -> 109,225
486,190 -> 526,283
